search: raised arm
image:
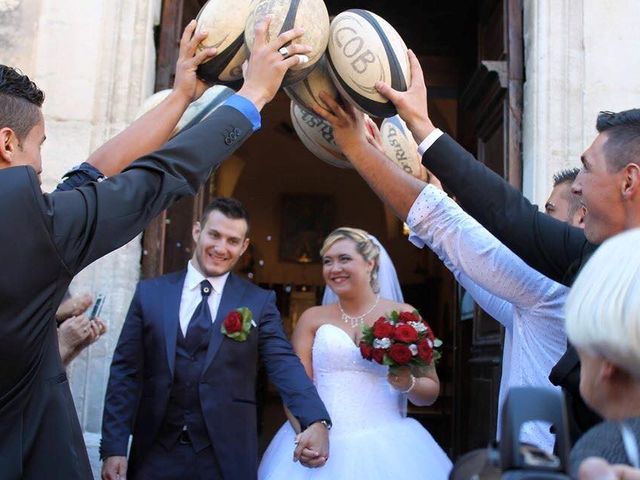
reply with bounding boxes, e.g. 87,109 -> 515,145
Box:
314,93 -> 567,315
406,184 -> 570,312
44,18 -> 311,274
86,21 -> 215,178
373,50 -> 592,285
420,134 -> 587,284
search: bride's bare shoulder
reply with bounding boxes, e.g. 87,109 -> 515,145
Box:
296,304 -> 337,330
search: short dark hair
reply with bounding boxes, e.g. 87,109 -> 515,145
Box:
551,168 -> 581,220
596,109 -> 640,172
200,197 -> 250,231
0,65 -> 45,142
553,167 -> 580,187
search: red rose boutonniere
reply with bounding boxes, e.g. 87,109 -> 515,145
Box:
221,307 -> 254,341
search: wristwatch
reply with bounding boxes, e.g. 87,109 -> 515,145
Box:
311,419 -> 332,430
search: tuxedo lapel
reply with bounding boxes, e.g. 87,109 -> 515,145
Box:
163,270 -> 186,377
202,273 -> 247,373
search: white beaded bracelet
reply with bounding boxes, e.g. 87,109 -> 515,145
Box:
400,374 -> 416,394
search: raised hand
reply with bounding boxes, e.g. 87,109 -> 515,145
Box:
238,16 -> 311,111
173,20 -> 217,103
374,50 -> 435,144
314,92 -> 369,155
293,422 -> 329,468
363,115 -> 385,154
102,455 -> 128,480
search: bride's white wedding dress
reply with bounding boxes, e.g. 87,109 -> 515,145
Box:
259,323 -> 453,479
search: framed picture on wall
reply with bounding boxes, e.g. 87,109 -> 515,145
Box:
279,194 -> 335,263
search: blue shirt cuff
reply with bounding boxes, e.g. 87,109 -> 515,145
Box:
55,162 -> 105,192
224,94 -> 261,132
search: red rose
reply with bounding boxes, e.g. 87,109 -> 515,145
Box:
371,348 -> 385,364
394,324 -> 419,343
224,311 -> 243,333
388,344 -> 412,365
372,317 -> 395,339
359,342 -> 373,360
417,339 -> 433,364
398,311 -> 420,323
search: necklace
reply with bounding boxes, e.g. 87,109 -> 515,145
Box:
338,295 -> 380,328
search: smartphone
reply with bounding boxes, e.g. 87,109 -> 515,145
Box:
89,293 -> 106,320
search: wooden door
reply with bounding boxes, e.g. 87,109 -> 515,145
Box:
452,0 -> 523,455
142,0 -> 212,278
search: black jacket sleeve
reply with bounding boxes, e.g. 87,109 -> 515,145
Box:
422,133 -> 594,286
42,104 -> 252,274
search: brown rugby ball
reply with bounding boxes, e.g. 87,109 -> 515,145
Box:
327,9 -> 410,118
245,0 -> 330,86
195,0 -> 258,85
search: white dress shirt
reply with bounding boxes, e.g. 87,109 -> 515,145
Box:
417,128 -> 444,156
406,184 -> 568,452
178,261 -> 230,337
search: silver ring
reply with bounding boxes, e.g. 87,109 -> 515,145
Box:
278,46 -> 289,57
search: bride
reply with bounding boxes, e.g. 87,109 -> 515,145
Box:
259,227 -> 452,479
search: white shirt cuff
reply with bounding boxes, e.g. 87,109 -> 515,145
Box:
417,128 -> 444,156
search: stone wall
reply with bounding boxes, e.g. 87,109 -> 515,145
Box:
523,0 -> 640,206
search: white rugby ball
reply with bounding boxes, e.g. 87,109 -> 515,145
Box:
135,85 -> 235,137
245,0 -> 330,86
327,9 -> 410,118
283,55 -> 339,113
290,101 -> 352,169
380,115 -> 422,177
195,0 -> 257,85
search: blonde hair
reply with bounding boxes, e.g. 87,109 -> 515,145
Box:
565,228 -> 640,379
320,227 -> 381,293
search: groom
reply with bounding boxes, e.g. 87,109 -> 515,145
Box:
100,197 -> 331,480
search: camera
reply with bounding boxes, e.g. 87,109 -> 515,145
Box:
450,387 -> 571,479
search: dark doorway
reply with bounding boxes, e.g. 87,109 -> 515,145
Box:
146,0 -> 523,460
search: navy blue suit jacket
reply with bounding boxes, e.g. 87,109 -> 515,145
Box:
101,270 -> 329,479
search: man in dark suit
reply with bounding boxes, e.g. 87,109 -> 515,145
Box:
0,18 -> 311,479
367,51 -> 640,443
101,197 -> 331,480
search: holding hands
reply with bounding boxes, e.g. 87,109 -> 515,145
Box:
293,421 -> 330,469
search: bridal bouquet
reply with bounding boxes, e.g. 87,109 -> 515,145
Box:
359,311 -> 441,372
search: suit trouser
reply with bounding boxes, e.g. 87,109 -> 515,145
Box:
132,440 -> 222,480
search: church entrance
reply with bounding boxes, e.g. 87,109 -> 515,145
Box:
145,0 -> 523,458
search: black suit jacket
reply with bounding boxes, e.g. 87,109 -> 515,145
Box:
0,104 -> 252,479
421,133 -> 601,443
101,271 -> 330,479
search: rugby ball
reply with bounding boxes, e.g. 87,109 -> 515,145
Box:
245,0 -> 330,86
283,55 -> 339,113
135,85 -> 235,137
327,9 -> 410,118
195,0 -> 257,85
290,101 -> 352,169
380,115 -> 422,177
